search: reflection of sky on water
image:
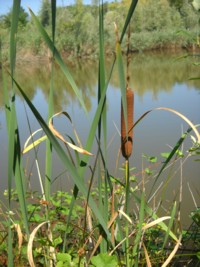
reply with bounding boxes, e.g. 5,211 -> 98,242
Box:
0,56 -> 199,227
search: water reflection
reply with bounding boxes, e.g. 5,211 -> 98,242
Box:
1,51 -> 199,110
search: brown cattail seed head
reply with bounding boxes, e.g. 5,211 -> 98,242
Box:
121,89 -> 134,159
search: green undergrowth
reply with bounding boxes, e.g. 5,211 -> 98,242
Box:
0,188 -> 200,266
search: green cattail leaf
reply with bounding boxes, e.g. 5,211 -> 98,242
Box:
29,8 -> 87,115
10,0 -> 21,76
120,0 -> 138,43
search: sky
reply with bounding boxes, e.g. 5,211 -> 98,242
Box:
0,0 -> 91,16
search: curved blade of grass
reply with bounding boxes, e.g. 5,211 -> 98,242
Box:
28,8 -> 87,115
23,128 -> 45,153
27,221 -> 49,267
13,77 -> 111,241
161,236 -> 182,267
132,108 -> 199,141
23,135 -> 47,154
49,112 -> 93,155
142,216 -> 171,231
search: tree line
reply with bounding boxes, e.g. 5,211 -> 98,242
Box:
0,0 -> 199,60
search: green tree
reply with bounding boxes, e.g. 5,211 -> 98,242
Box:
0,7 -> 28,29
39,0 -> 51,27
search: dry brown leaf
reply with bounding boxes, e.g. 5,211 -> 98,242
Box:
143,243 -> 152,267
27,221 -> 49,267
142,216 -> 171,231
13,224 -> 23,253
118,209 -> 133,224
49,111 -> 93,156
161,236 -> 182,267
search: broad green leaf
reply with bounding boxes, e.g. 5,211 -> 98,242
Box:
91,253 -> 118,267
161,152 -> 170,159
145,168 -> 153,175
56,253 -> 71,262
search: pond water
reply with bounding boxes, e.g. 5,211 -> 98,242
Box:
0,51 -> 199,227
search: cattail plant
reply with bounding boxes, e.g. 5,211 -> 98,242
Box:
121,88 -> 134,159
121,24 -> 134,160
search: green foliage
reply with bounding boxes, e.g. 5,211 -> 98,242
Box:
0,6 -> 28,29
0,0 -> 199,61
168,0 -> 185,9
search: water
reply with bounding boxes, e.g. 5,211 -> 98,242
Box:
0,51 -> 199,227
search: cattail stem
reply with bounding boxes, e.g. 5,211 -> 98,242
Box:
121,89 -> 134,159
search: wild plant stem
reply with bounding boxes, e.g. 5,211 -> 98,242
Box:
125,159 -> 130,267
